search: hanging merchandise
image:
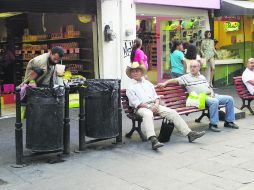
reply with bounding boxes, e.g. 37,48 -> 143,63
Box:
77,14 -> 93,23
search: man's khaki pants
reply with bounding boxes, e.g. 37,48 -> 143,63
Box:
136,105 -> 191,139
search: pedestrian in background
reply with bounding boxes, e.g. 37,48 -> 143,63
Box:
130,38 -> 149,70
201,31 -> 218,87
170,40 -> 186,78
185,44 -> 203,74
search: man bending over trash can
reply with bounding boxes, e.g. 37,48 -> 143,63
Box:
22,46 -> 65,87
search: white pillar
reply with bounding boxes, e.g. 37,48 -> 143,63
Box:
97,0 -> 136,88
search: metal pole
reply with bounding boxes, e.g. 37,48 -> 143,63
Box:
15,87 -> 23,165
63,85 -> 70,154
79,84 -> 86,150
116,80 -> 122,143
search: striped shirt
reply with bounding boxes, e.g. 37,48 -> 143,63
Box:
178,73 -> 212,95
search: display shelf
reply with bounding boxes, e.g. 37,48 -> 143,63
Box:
17,37 -> 87,44
79,70 -> 93,73
17,58 -> 92,63
215,59 -> 244,65
1,37 -> 88,45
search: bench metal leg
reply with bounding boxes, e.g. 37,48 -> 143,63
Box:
125,120 -> 136,138
240,99 -> 254,115
195,110 -> 209,123
240,99 -> 245,110
125,120 -> 146,141
136,121 -> 147,142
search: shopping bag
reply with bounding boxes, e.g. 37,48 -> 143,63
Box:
186,92 -> 207,109
21,106 -> 26,120
158,119 -> 175,142
200,58 -> 207,68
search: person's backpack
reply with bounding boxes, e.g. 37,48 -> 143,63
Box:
158,119 -> 175,142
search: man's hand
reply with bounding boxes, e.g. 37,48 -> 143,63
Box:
137,103 -> 148,109
150,105 -> 159,114
29,71 -> 38,80
156,83 -> 166,88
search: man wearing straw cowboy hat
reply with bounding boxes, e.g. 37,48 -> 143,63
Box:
126,62 -> 205,150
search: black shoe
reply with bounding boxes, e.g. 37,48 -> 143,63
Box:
187,131 -> 205,143
224,122 -> 239,129
150,136 -> 164,150
209,123 -> 221,132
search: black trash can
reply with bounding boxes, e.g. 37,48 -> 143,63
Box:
26,87 -> 65,152
84,79 -> 120,139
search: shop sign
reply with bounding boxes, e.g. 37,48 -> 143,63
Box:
134,0 -> 220,9
221,16 -> 241,22
224,22 -> 240,32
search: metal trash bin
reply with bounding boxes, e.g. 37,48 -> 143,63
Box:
84,79 -> 120,139
26,87 -> 65,152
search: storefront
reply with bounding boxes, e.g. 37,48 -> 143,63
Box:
0,0 -> 98,85
135,0 -> 220,83
0,0 -> 98,116
214,0 -> 254,87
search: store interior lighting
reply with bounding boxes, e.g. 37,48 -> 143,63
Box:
0,12 -> 22,18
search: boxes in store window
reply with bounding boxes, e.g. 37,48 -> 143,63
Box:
3,84 -> 14,93
2,93 -> 15,104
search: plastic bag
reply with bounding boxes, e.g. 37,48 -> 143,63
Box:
186,92 -> 207,109
200,58 -> 207,68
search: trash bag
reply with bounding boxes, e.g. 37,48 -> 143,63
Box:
26,86 -> 65,152
84,79 -> 120,138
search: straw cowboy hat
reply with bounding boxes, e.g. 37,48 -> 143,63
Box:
126,62 -> 147,78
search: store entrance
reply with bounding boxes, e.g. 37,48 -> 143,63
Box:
0,12 -> 97,117
136,16 -> 206,83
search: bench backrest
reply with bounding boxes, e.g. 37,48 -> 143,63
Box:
121,84 -> 188,115
233,76 -> 252,98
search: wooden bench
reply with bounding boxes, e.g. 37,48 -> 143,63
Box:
233,76 -> 254,114
121,83 -> 219,141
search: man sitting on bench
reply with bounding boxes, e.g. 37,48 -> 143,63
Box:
126,62 -> 205,150
157,61 -> 239,132
242,58 -> 254,95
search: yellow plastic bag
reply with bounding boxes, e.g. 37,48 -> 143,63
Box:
21,106 -> 26,120
69,93 -> 80,108
186,92 -> 207,109
200,58 -> 207,68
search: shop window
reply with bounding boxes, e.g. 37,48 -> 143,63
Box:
160,17 -> 206,79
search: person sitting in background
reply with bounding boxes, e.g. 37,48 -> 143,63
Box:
170,40 -> 186,78
126,62 -> 205,150
157,61 -> 239,132
242,58 -> 254,95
